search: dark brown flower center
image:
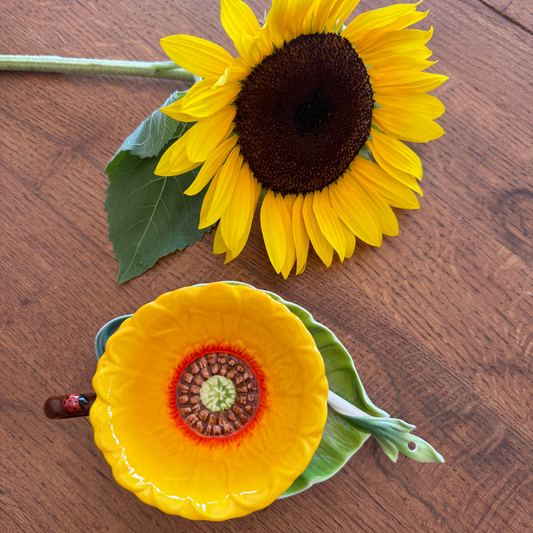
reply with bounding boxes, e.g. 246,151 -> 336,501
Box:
176,352 -> 259,437
234,32 -> 374,195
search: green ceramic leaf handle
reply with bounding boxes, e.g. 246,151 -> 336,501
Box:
327,391 -> 444,464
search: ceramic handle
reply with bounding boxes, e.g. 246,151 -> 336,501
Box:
44,393 -> 96,419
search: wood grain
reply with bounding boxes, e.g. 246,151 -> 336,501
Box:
475,0 -> 533,34
1,0 -> 532,532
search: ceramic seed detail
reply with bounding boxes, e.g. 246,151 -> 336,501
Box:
176,353 -> 260,437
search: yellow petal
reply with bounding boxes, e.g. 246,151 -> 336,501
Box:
160,35 -> 234,79
223,178 -> 261,262
302,192 -> 334,267
213,224 -> 229,254
186,106 -> 236,162
185,135 -> 238,195
358,10 -> 429,48
221,0 -> 260,44
329,178 -> 382,246
372,71 -> 448,95
292,194 -> 310,275
340,220 -> 356,259
219,163 -> 258,251
368,57 -> 436,81
382,9 -> 429,31
346,177 -> 399,236
342,2 -> 419,44
213,57 -> 252,88
160,98 -> 197,122
200,146 -> 242,227
266,0 -> 298,47
199,166 -> 222,228
280,195 -> 296,279
359,28 -> 433,65
327,0 -> 361,31
368,129 -> 423,180
260,191 -> 286,274
313,188 -> 347,261
287,0 -> 316,41
234,31 -> 265,67
180,76 -> 241,118
373,107 -> 445,142
155,129 -> 201,177
375,93 -> 445,121
350,157 -> 420,209
369,142 -> 423,195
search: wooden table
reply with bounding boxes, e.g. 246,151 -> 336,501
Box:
1,0 -> 532,531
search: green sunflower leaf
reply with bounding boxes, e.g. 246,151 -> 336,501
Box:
107,91 -> 187,161
105,137 -> 213,285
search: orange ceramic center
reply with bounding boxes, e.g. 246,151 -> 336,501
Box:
176,352 -> 260,437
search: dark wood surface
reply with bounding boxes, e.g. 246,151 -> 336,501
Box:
1,0 -> 532,531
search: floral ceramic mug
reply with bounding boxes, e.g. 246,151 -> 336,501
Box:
45,282 -> 443,521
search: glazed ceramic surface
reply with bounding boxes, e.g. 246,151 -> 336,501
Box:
90,282 -> 329,521
94,282 -> 388,500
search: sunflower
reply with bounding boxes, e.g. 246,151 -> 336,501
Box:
90,283 -> 328,520
155,0 -> 447,277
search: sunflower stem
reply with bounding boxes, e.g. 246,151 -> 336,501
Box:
0,55 -> 197,82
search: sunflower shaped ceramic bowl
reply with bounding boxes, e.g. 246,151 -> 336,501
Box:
45,282 -> 443,521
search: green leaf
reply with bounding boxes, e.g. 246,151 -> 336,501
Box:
107,91 -> 187,161
105,138 -> 213,284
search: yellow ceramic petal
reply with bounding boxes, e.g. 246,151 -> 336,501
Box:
160,35 -> 234,78
186,106 -> 236,162
313,188 -> 347,261
329,178 -> 382,246
292,194 -> 310,275
180,76 -> 241,118
302,192 -> 334,267
185,135 -> 238,196
91,283 -> 328,521
260,190 -> 286,274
